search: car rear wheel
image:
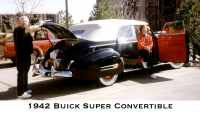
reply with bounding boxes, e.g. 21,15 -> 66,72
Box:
10,58 -> 16,64
170,62 -> 184,69
31,53 -> 38,65
98,74 -> 118,86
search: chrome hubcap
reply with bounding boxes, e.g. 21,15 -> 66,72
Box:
31,54 -> 36,63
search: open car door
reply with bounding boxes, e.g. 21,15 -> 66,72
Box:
158,21 -> 189,62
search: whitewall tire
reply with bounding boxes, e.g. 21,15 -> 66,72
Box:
98,74 -> 118,86
170,62 -> 184,69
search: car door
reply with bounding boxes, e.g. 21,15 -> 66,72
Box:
158,21 -> 188,62
117,26 -> 138,65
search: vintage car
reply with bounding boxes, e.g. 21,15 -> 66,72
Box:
32,19 -> 189,86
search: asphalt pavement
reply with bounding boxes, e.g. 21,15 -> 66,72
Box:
0,61 -> 200,100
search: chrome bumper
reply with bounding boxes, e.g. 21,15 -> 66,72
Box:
32,65 -> 72,78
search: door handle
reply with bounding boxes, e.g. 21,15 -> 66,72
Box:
166,42 -> 168,47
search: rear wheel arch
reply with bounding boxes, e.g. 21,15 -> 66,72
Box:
34,48 -> 43,57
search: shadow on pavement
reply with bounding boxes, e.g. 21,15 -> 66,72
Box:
0,59 -> 42,69
117,64 -> 174,84
0,62 -> 16,69
0,64 -> 176,100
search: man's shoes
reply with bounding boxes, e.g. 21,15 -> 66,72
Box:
18,92 -> 32,99
26,90 -> 32,94
150,74 -> 157,79
142,61 -> 148,69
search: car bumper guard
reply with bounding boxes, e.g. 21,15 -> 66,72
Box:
32,65 -> 72,78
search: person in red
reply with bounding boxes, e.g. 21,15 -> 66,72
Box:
137,25 -> 156,79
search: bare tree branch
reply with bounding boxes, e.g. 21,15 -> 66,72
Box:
2,0 -> 44,31
30,0 -> 42,15
114,0 -> 142,20
13,0 -> 22,16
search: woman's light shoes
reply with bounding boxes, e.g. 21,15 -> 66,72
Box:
142,61 -> 148,69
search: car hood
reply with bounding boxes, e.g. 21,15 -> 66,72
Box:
42,22 -> 77,39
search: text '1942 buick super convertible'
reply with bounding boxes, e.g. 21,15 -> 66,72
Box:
32,19 -> 189,86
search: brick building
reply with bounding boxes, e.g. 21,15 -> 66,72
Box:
96,0 -> 191,31
145,0 -> 189,31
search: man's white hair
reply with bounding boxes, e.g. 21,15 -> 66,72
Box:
19,16 -> 29,21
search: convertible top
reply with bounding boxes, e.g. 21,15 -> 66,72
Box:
70,19 -> 148,42
75,19 -> 148,28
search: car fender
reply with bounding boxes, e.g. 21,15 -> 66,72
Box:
72,48 -> 124,80
33,46 -> 43,57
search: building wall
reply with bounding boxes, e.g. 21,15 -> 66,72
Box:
145,0 -> 186,31
96,0 -> 191,31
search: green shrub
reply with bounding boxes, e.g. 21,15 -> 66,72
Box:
2,23 -> 8,33
175,0 -> 200,60
0,33 -> 14,41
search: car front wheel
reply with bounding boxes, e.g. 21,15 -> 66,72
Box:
98,74 -> 118,86
170,62 -> 184,69
10,58 -> 16,64
31,53 -> 38,65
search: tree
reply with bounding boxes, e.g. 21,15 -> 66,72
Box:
89,0 -> 118,21
175,0 -> 200,60
2,23 -> 8,33
3,0 -> 44,31
11,0 -> 43,19
80,19 -> 84,23
114,0 -> 142,20
56,10 -> 74,28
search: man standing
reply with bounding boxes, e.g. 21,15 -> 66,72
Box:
14,16 -> 45,99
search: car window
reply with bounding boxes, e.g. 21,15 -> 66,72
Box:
34,30 -> 48,40
161,21 -> 185,34
134,25 -> 141,36
50,32 -> 58,40
118,26 -> 135,40
69,26 -> 91,39
71,30 -> 85,35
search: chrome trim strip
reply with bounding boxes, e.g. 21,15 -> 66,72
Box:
89,40 -> 138,48
118,40 -> 137,44
89,43 -> 116,48
33,67 -> 72,78
34,68 -> 51,75
159,33 -> 185,35
123,68 -> 141,73
101,63 -> 118,71
54,71 -> 72,77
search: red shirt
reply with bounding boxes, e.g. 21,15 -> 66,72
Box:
137,33 -> 153,52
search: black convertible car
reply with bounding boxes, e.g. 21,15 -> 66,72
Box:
33,19 -> 189,86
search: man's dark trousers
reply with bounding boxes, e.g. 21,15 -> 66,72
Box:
16,52 -> 31,96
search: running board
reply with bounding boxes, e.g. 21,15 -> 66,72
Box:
123,62 -> 170,73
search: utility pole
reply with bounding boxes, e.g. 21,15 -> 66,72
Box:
65,0 -> 68,29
